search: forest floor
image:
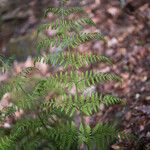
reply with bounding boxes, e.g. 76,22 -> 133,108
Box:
0,0 -> 150,149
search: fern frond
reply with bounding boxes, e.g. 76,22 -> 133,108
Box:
21,137 -> 42,150
37,17 -> 96,34
41,122 -> 78,150
0,133 -> 18,150
45,7 -> 84,17
78,123 -> 92,145
41,101 -> 72,122
92,123 -> 119,150
43,94 -> 76,116
0,67 -> 38,99
32,77 -> 66,97
13,92 -> 36,109
0,75 -> 27,100
8,118 -> 49,150
44,71 -> 121,91
0,136 -> 13,150
56,122 -> 78,149
34,52 -> 112,69
37,32 -> 105,51
19,66 -> 41,77
11,118 -> 43,134
50,71 -> 82,90
78,71 -> 121,90
78,93 -> 98,115
0,55 -> 15,73
0,105 -> 17,122
102,94 -> 122,106
12,76 -> 66,109
77,93 -> 121,115
41,92 -> 122,116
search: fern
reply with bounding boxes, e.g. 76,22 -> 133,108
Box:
0,55 -> 15,73
0,0 -> 128,149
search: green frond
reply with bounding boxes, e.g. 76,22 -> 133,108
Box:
41,101 -> 72,122
92,123 -> 119,150
78,93 -> 99,115
0,67 -> 38,99
13,92 -> 36,109
45,7 -> 84,17
18,66 -> 41,77
21,137 -> 42,150
37,23 -> 51,34
0,135 -> 15,150
57,122 -> 78,149
41,71 -> 121,91
78,123 -> 92,145
50,71 -> 80,89
77,93 -> 121,115
7,118 -> 49,150
0,131 -> 19,150
102,94 -> 122,106
34,51 -> 112,69
43,94 -> 76,116
0,81 -> 9,100
0,75 -> 27,100
78,71 -> 121,90
6,75 -> 66,110
0,67 -> 41,109
32,77 -> 65,97
37,17 -> 96,34
11,118 -> 43,134
51,71 -> 72,85
41,92 -> 122,117
7,78 -> 36,109
0,105 -> 16,122
32,79 -> 48,97
0,55 -> 15,73
37,32 -> 105,51
41,122 -> 78,150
